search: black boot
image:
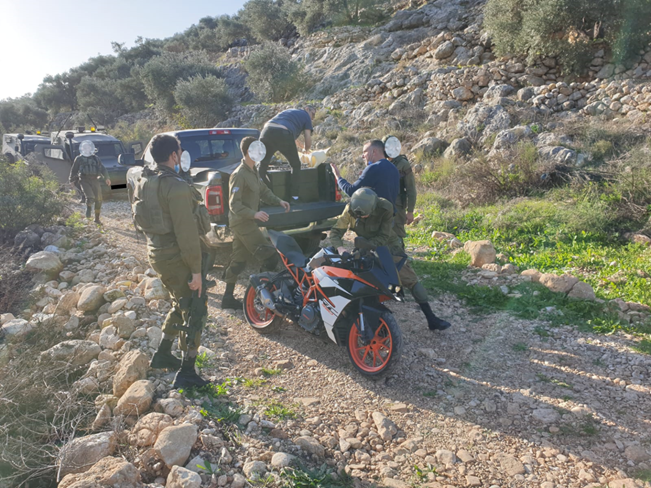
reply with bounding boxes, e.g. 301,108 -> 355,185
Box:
85,206 -> 92,219
221,283 -> 242,310
150,338 -> 182,369
94,211 -> 102,225
419,302 -> 452,331
173,354 -> 211,389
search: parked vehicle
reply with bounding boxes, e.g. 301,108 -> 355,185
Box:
2,132 -> 50,163
244,231 -> 404,378
127,129 -> 346,254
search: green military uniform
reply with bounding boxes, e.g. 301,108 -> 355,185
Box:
136,165 -> 205,352
329,197 -> 428,303
391,154 -> 417,239
69,155 -> 109,218
224,160 -> 283,283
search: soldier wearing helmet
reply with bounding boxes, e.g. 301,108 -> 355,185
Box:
382,135 -> 417,242
69,140 -> 111,224
330,188 -> 451,331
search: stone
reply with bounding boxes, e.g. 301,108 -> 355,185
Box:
113,350 -> 150,397
412,137 -> 447,156
271,452 -> 296,468
625,445 -> 650,463
606,479 -> 642,488
483,84 -> 515,101
464,240 -> 496,267
130,412 -> 174,447
107,314 -> 136,339
383,479 -> 410,488
232,473 -> 246,488
453,87 -> 474,101
77,285 -> 106,312
159,398 -> 185,417
298,397 -> 320,407
434,41 -> 455,59
74,377 -> 99,395
0,313 -> 15,325
466,476 -> 482,486
458,103 -> 511,142
294,436 -> 325,457
154,423 -> 198,468
147,326 -> 163,349
58,457 -> 140,488
457,449 -> 474,463
532,408 -> 560,423
103,289 -> 125,302
597,64 -> 615,78
372,411 -> 398,441
500,455 -> 525,476
568,281 -> 596,300
14,229 -> 40,249
435,449 -> 457,467
25,251 -> 63,276
113,380 -> 155,416
517,87 -> 535,101
144,278 -> 170,300
107,298 -> 127,313
521,269 -> 541,282
40,340 -> 100,366
91,404 -> 111,431
167,466 -> 201,488
99,326 -> 121,350
243,460 -> 267,478
539,273 -> 579,294
55,291 -> 80,316
1,318 -> 32,337
59,431 -> 117,476
443,138 -> 472,159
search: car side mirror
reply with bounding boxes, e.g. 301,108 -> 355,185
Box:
118,153 -> 137,166
129,142 -> 143,155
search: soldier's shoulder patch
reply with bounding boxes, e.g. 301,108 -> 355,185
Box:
232,187 -> 239,193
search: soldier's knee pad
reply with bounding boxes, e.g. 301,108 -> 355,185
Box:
411,282 -> 429,304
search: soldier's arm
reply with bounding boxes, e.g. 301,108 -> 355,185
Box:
259,180 -> 282,206
229,173 -> 256,220
404,165 -> 417,213
96,157 -> 110,181
329,206 -> 352,249
69,157 -> 80,182
338,164 -> 375,197
368,207 -> 394,248
166,182 -> 202,274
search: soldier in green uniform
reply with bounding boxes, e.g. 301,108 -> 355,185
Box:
330,188 -> 451,331
132,134 -> 212,389
383,135 -> 417,242
69,140 -> 111,224
221,136 -> 290,309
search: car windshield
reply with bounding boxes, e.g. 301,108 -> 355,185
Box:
73,142 -> 124,158
23,141 -> 45,153
179,135 -> 237,165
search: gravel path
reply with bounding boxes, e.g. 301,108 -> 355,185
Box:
99,198 -> 651,487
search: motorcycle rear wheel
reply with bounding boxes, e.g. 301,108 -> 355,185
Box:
243,279 -> 282,334
347,311 -> 402,378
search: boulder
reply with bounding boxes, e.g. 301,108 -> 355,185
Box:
58,456 -> 141,488
271,452 -> 296,468
144,278 -> 170,300
130,413 -> 174,447
499,455 -> 525,476
567,281 -> 596,300
25,251 -> 63,276
167,466 -> 201,488
59,431 -> 117,476
538,145 -> 576,164
1,319 -> 33,338
107,298 -> 127,314
113,350 -> 150,397
412,137 -> 447,156
103,289 -> 125,302
434,41 -> 455,59
464,240 -> 496,268
77,285 -> 106,312
55,291 -> 80,316
372,411 -> 398,441
483,84 -> 515,101
443,138 -> 472,159
159,398 -> 185,417
520,269 -> 541,283
40,340 -> 100,366
154,423 -> 199,468
106,314 -> 136,339
624,445 -> 650,463
113,380 -> 155,416
99,326 -> 122,350
294,436 -> 325,457
452,87 -> 474,101
14,230 -> 41,249
539,274 -> 579,294
458,103 -> 511,142
243,460 -> 268,478
532,408 -> 560,423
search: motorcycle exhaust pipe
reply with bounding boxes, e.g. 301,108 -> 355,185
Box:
258,288 -> 276,311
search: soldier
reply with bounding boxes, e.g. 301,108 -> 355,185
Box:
258,106 -> 315,203
330,188 -> 451,332
383,135 -> 417,242
132,134 -> 212,389
222,136 -> 290,309
69,140 -> 110,224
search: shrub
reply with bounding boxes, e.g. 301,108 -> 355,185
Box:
244,42 -> 311,103
484,0 -> 651,75
174,75 -> 234,127
240,0 -> 294,42
0,161 -> 66,236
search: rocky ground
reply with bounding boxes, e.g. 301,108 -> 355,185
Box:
6,197 -> 643,488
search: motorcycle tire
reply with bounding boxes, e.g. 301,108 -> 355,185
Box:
243,278 -> 283,334
347,311 -> 402,379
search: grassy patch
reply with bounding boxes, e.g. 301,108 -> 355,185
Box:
262,400 -> 297,420
632,339 -> 651,355
262,367 -> 283,376
280,466 -> 353,488
200,401 -> 242,423
195,351 -> 213,370
634,469 -> 651,482
512,342 -> 529,352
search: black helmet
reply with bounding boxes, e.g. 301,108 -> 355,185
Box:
350,188 -> 378,218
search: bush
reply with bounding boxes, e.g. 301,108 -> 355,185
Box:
240,0 -> 294,42
244,42 -> 311,103
0,162 -> 66,236
174,75 -> 234,127
484,0 -> 651,75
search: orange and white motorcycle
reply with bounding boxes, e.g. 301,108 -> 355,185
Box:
244,230 -> 404,378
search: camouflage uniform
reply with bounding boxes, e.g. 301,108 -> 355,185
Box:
329,197 -> 428,303
224,161 -> 283,283
69,155 -> 109,218
391,154 -> 417,240
138,165 -> 205,352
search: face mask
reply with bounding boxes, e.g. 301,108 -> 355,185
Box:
80,141 -> 95,157
174,164 -> 180,173
180,150 -> 191,172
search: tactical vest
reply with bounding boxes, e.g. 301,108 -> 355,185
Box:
78,155 -> 102,176
132,168 -> 176,236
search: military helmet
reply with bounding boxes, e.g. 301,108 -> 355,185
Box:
382,135 -> 401,158
350,188 -> 378,218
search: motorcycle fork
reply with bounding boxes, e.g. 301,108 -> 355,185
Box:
356,300 -> 375,344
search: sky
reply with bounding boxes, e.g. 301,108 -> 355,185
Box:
0,0 -> 248,101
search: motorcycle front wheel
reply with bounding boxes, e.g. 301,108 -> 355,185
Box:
347,311 -> 402,378
243,278 -> 282,334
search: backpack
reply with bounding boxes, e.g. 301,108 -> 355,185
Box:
131,168 -> 176,235
78,155 -> 102,176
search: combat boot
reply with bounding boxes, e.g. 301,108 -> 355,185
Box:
173,355 -> 211,389
85,206 -> 92,219
221,283 -> 242,310
94,212 -> 102,225
150,338 -> 182,369
419,302 -> 452,331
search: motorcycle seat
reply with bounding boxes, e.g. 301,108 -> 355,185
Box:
268,230 -> 308,268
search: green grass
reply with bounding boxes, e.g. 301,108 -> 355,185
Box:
422,390 -> 437,398
632,339 -> 651,355
195,351 -> 213,370
262,367 -> 283,376
200,401 -> 242,423
280,467 -> 353,488
512,342 -> 529,352
634,469 -> 651,482
263,400 -> 297,420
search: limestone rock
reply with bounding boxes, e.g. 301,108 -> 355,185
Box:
458,103 -> 511,142
625,445 -> 650,463
40,340 -> 100,366
106,314 -> 136,339
443,138 -> 472,159
271,452 -> 296,468
412,137 -> 447,156
167,466 -> 201,488
0,313 -> 15,325
539,273 -> 579,294
159,398 -> 185,417
521,269 -> 541,282
294,436 -> 325,457
144,278 -> 170,300
99,326 -> 121,350
500,455 -> 525,476
435,449 -> 457,467
154,423 -> 199,468
464,240 -> 496,267
55,291 -> 80,316
434,41 -> 455,59
452,87 -> 474,101
58,456 -> 141,488
113,350 -> 150,397
567,281 -> 596,300
131,412 -> 174,447
14,229 -> 40,249
59,432 -> 117,476
113,380 -> 155,416
532,408 -> 560,423
77,285 -> 106,312
372,411 -> 398,441
25,251 -> 63,276
2,319 -> 33,338
243,460 -> 267,478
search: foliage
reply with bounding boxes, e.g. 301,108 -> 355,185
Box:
244,42 -> 311,103
174,75 -> 234,127
484,0 -> 651,75
240,0 -> 295,42
110,120 -> 156,147
0,162 -> 65,235
280,466 -> 353,488
284,0 -> 389,35
0,97 -> 48,133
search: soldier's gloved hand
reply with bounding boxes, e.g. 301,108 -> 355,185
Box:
189,273 -> 202,296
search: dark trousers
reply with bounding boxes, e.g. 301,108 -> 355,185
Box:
259,126 -> 301,198
80,177 -> 102,212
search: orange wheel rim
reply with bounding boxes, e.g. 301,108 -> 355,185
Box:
246,285 -> 275,327
349,318 -> 393,373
